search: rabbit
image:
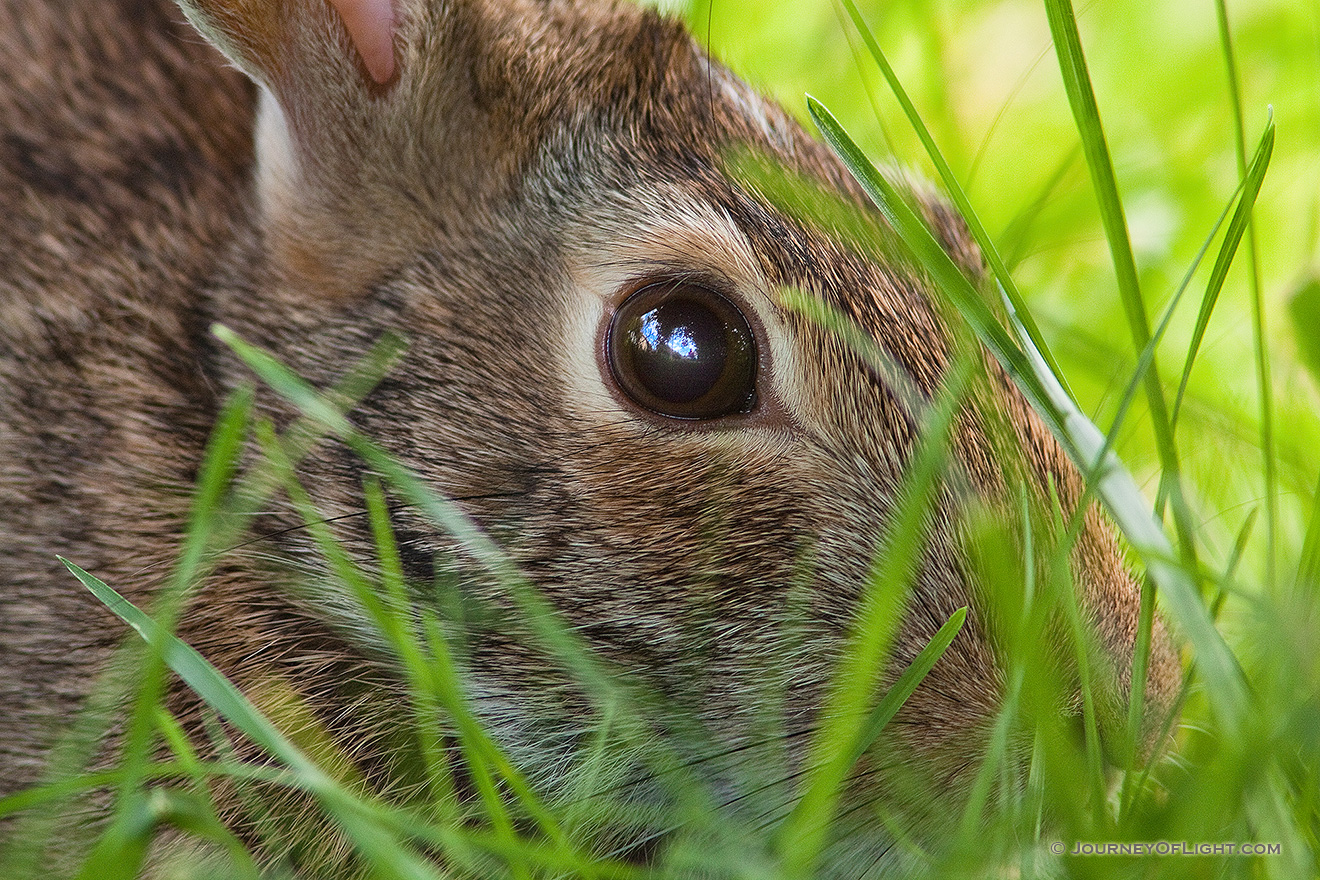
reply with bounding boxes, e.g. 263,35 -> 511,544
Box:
0,0 -> 1182,873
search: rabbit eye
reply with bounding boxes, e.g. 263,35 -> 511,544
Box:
606,281 -> 757,420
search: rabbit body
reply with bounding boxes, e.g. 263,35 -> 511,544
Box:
0,0 -> 254,789
0,0 -> 1179,872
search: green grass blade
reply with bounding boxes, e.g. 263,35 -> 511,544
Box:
61,559 -> 447,880
775,353 -> 971,878
153,709 -> 263,879
835,0 -> 1069,391
1109,120 -> 1268,767
806,97 -> 1074,458
1216,0 -> 1276,588
101,386 -> 253,859
1034,118 -> 1270,767
360,479 -> 460,812
72,787 -> 155,880
809,93 -> 1248,728
847,606 -> 967,769
176,386 -> 254,586
1048,495 -> 1108,811
1170,119 -> 1274,429
1042,0 -> 1200,572
1123,570 -> 1158,767
1010,309 -> 1249,728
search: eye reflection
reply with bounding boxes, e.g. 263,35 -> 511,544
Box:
638,313 -> 700,361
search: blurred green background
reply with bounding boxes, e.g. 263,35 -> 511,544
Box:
670,0 -> 1320,583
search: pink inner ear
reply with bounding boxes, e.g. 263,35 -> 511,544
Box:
328,0 -> 395,84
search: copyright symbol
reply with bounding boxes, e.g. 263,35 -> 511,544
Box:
1050,842 -> 1065,855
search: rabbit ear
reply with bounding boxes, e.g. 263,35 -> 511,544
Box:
174,0 -> 396,89
328,0 -> 395,83
174,0 -> 422,294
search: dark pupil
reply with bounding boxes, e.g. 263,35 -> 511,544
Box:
607,283 -> 757,420
630,298 -> 728,404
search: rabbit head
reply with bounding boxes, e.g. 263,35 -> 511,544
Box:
157,0 -> 1182,867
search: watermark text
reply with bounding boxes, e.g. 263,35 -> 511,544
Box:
1048,841 -> 1280,857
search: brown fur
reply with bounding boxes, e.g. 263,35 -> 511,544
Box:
0,0 -> 1179,873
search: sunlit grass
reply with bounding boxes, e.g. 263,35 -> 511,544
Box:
692,0 -> 1320,573
749,0 -> 1317,878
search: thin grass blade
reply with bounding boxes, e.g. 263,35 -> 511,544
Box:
809,93 -> 1248,728
62,559 -> 447,880
835,0 -> 1067,391
775,352 -> 971,878
1042,0 -> 1200,570
1171,118 -> 1275,428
